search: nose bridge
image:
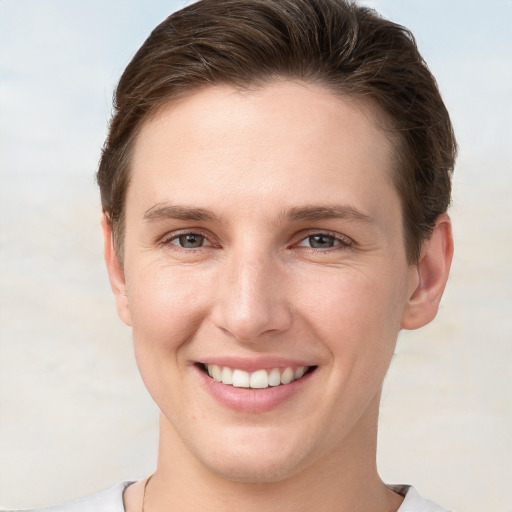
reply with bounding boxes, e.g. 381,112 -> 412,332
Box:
214,243 -> 291,341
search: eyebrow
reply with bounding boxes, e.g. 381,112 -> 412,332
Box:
143,203 -> 373,225
286,205 -> 373,224
143,204 -> 219,222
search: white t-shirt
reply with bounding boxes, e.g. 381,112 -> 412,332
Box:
2,482 -> 451,512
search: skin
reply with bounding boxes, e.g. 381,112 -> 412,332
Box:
103,81 -> 453,512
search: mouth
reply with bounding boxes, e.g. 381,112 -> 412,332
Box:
198,363 -> 317,389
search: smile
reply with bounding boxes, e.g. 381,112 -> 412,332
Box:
204,364 -> 311,389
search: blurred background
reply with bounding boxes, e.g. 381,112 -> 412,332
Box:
0,1 -> 511,510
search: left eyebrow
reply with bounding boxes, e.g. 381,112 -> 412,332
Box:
286,205 -> 374,224
143,203 -> 220,222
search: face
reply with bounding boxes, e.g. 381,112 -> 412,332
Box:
108,82 -> 422,483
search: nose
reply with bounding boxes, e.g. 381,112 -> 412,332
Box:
211,250 -> 292,343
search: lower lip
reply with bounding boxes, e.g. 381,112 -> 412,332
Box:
196,366 -> 314,413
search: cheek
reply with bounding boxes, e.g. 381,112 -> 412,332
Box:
294,263 -> 407,357
124,263 -> 216,410
125,262 -> 214,350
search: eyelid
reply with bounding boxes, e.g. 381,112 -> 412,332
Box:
295,231 -> 353,249
160,229 -> 216,248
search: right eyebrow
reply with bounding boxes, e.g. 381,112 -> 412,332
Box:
286,205 -> 374,224
143,203 -> 219,223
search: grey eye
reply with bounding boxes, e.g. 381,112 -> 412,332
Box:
307,234 -> 336,248
176,233 -> 205,248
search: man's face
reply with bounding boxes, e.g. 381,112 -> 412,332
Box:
114,82 -> 419,482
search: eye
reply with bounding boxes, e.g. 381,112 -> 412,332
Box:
298,233 -> 351,249
169,233 -> 208,249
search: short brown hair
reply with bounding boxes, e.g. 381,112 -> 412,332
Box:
97,0 -> 456,263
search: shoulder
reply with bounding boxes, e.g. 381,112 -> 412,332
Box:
0,482 -> 134,512
391,484 -> 453,512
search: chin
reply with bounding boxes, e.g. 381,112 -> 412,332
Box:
191,427 -> 315,485
201,452 -> 305,485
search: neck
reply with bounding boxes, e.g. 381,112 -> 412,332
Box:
142,393 -> 403,512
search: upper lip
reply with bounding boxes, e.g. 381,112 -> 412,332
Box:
196,356 -> 315,372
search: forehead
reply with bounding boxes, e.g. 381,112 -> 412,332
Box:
127,81 -> 398,223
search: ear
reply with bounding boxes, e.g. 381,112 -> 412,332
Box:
101,215 -> 132,326
401,213 -> 453,330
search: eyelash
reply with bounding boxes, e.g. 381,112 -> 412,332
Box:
296,232 -> 353,250
161,231 -> 214,250
160,230 -> 352,252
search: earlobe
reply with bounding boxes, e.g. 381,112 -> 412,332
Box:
101,215 -> 132,327
401,213 -> 454,330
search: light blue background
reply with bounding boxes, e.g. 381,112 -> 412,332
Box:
1,1 -> 511,510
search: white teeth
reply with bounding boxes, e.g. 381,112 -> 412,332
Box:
232,369 -> 250,388
249,369 -> 269,389
294,367 -> 305,379
210,364 -> 222,382
280,367 -> 294,385
268,368 -> 281,387
221,366 -> 233,385
205,364 -> 309,389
